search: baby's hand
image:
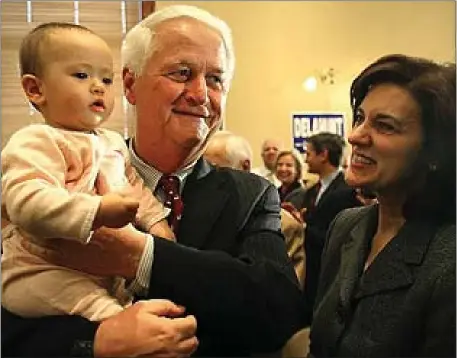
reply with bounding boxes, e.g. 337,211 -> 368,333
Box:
149,219 -> 176,241
93,193 -> 139,229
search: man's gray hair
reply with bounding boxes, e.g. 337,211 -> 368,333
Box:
122,5 -> 235,86
209,131 -> 253,169
225,135 -> 253,168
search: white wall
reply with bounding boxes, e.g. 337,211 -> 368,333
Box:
157,1 -> 456,167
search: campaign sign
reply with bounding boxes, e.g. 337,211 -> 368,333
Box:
292,113 -> 345,153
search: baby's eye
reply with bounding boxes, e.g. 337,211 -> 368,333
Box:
72,72 -> 88,80
103,78 -> 113,85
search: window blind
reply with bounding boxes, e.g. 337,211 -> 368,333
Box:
1,1 -> 141,147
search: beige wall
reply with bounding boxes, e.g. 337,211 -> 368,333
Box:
157,1 -> 455,167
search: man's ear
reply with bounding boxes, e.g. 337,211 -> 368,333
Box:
21,74 -> 45,107
241,159 -> 251,172
123,67 -> 136,105
320,148 -> 329,163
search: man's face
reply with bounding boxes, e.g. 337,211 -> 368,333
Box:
124,18 -> 229,165
261,139 -> 281,170
304,142 -> 324,175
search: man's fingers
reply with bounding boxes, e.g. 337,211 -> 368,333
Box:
175,336 -> 199,357
172,315 -> 197,338
137,299 -> 186,317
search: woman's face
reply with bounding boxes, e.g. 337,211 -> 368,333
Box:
276,154 -> 298,185
345,83 -> 423,197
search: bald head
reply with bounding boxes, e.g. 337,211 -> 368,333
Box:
204,131 -> 252,171
261,138 -> 283,170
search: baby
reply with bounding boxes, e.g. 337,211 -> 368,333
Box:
1,22 -> 174,321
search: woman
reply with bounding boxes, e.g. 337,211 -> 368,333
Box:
275,149 -> 306,206
309,54 -> 455,357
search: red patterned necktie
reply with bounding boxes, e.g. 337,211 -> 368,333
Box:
158,175 -> 184,234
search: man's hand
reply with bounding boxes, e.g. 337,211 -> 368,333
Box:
93,193 -> 140,229
94,300 -> 198,358
22,224 -> 146,279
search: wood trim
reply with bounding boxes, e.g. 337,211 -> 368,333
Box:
141,1 -> 155,19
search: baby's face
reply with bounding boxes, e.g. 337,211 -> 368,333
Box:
38,30 -> 115,132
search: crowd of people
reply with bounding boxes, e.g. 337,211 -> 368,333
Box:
2,4 -> 455,358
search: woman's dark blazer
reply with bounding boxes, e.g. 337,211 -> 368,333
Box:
309,205 -> 456,357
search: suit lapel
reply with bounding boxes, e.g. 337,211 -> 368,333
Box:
317,171 -> 345,206
177,159 -> 230,249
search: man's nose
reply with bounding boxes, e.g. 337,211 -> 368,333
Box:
185,75 -> 209,105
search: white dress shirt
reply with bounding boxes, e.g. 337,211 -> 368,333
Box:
252,166 -> 281,187
315,169 -> 341,205
127,140 -> 194,296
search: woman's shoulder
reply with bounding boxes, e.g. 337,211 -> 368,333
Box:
427,222 -> 455,264
331,205 -> 375,230
283,184 -> 307,205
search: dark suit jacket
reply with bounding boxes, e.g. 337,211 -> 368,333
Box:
302,172 -> 362,321
310,206 -> 456,357
2,159 -> 305,357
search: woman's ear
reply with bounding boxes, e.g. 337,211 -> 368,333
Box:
21,74 -> 45,107
123,68 -> 136,105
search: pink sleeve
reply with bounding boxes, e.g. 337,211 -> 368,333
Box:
124,164 -> 168,232
1,126 -> 101,241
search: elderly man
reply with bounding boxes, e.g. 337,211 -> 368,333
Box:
204,131 -> 306,286
252,138 -> 283,187
2,5 -> 304,358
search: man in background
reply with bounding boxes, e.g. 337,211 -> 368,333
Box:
205,131 -> 305,286
252,138 -> 283,187
300,132 -> 362,321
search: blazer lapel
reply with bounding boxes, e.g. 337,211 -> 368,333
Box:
177,159 -> 230,249
355,219 -> 438,299
339,207 -> 376,309
312,206 -> 376,353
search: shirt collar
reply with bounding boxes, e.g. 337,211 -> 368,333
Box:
128,139 -> 195,192
319,168 -> 341,191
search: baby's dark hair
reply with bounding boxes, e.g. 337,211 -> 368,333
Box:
19,22 -> 95,77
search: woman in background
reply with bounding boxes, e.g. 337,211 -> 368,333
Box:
275,149 -> 306,208
309,54 -> 455,357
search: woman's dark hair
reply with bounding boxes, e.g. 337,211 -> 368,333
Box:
350,54 -> 456,223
